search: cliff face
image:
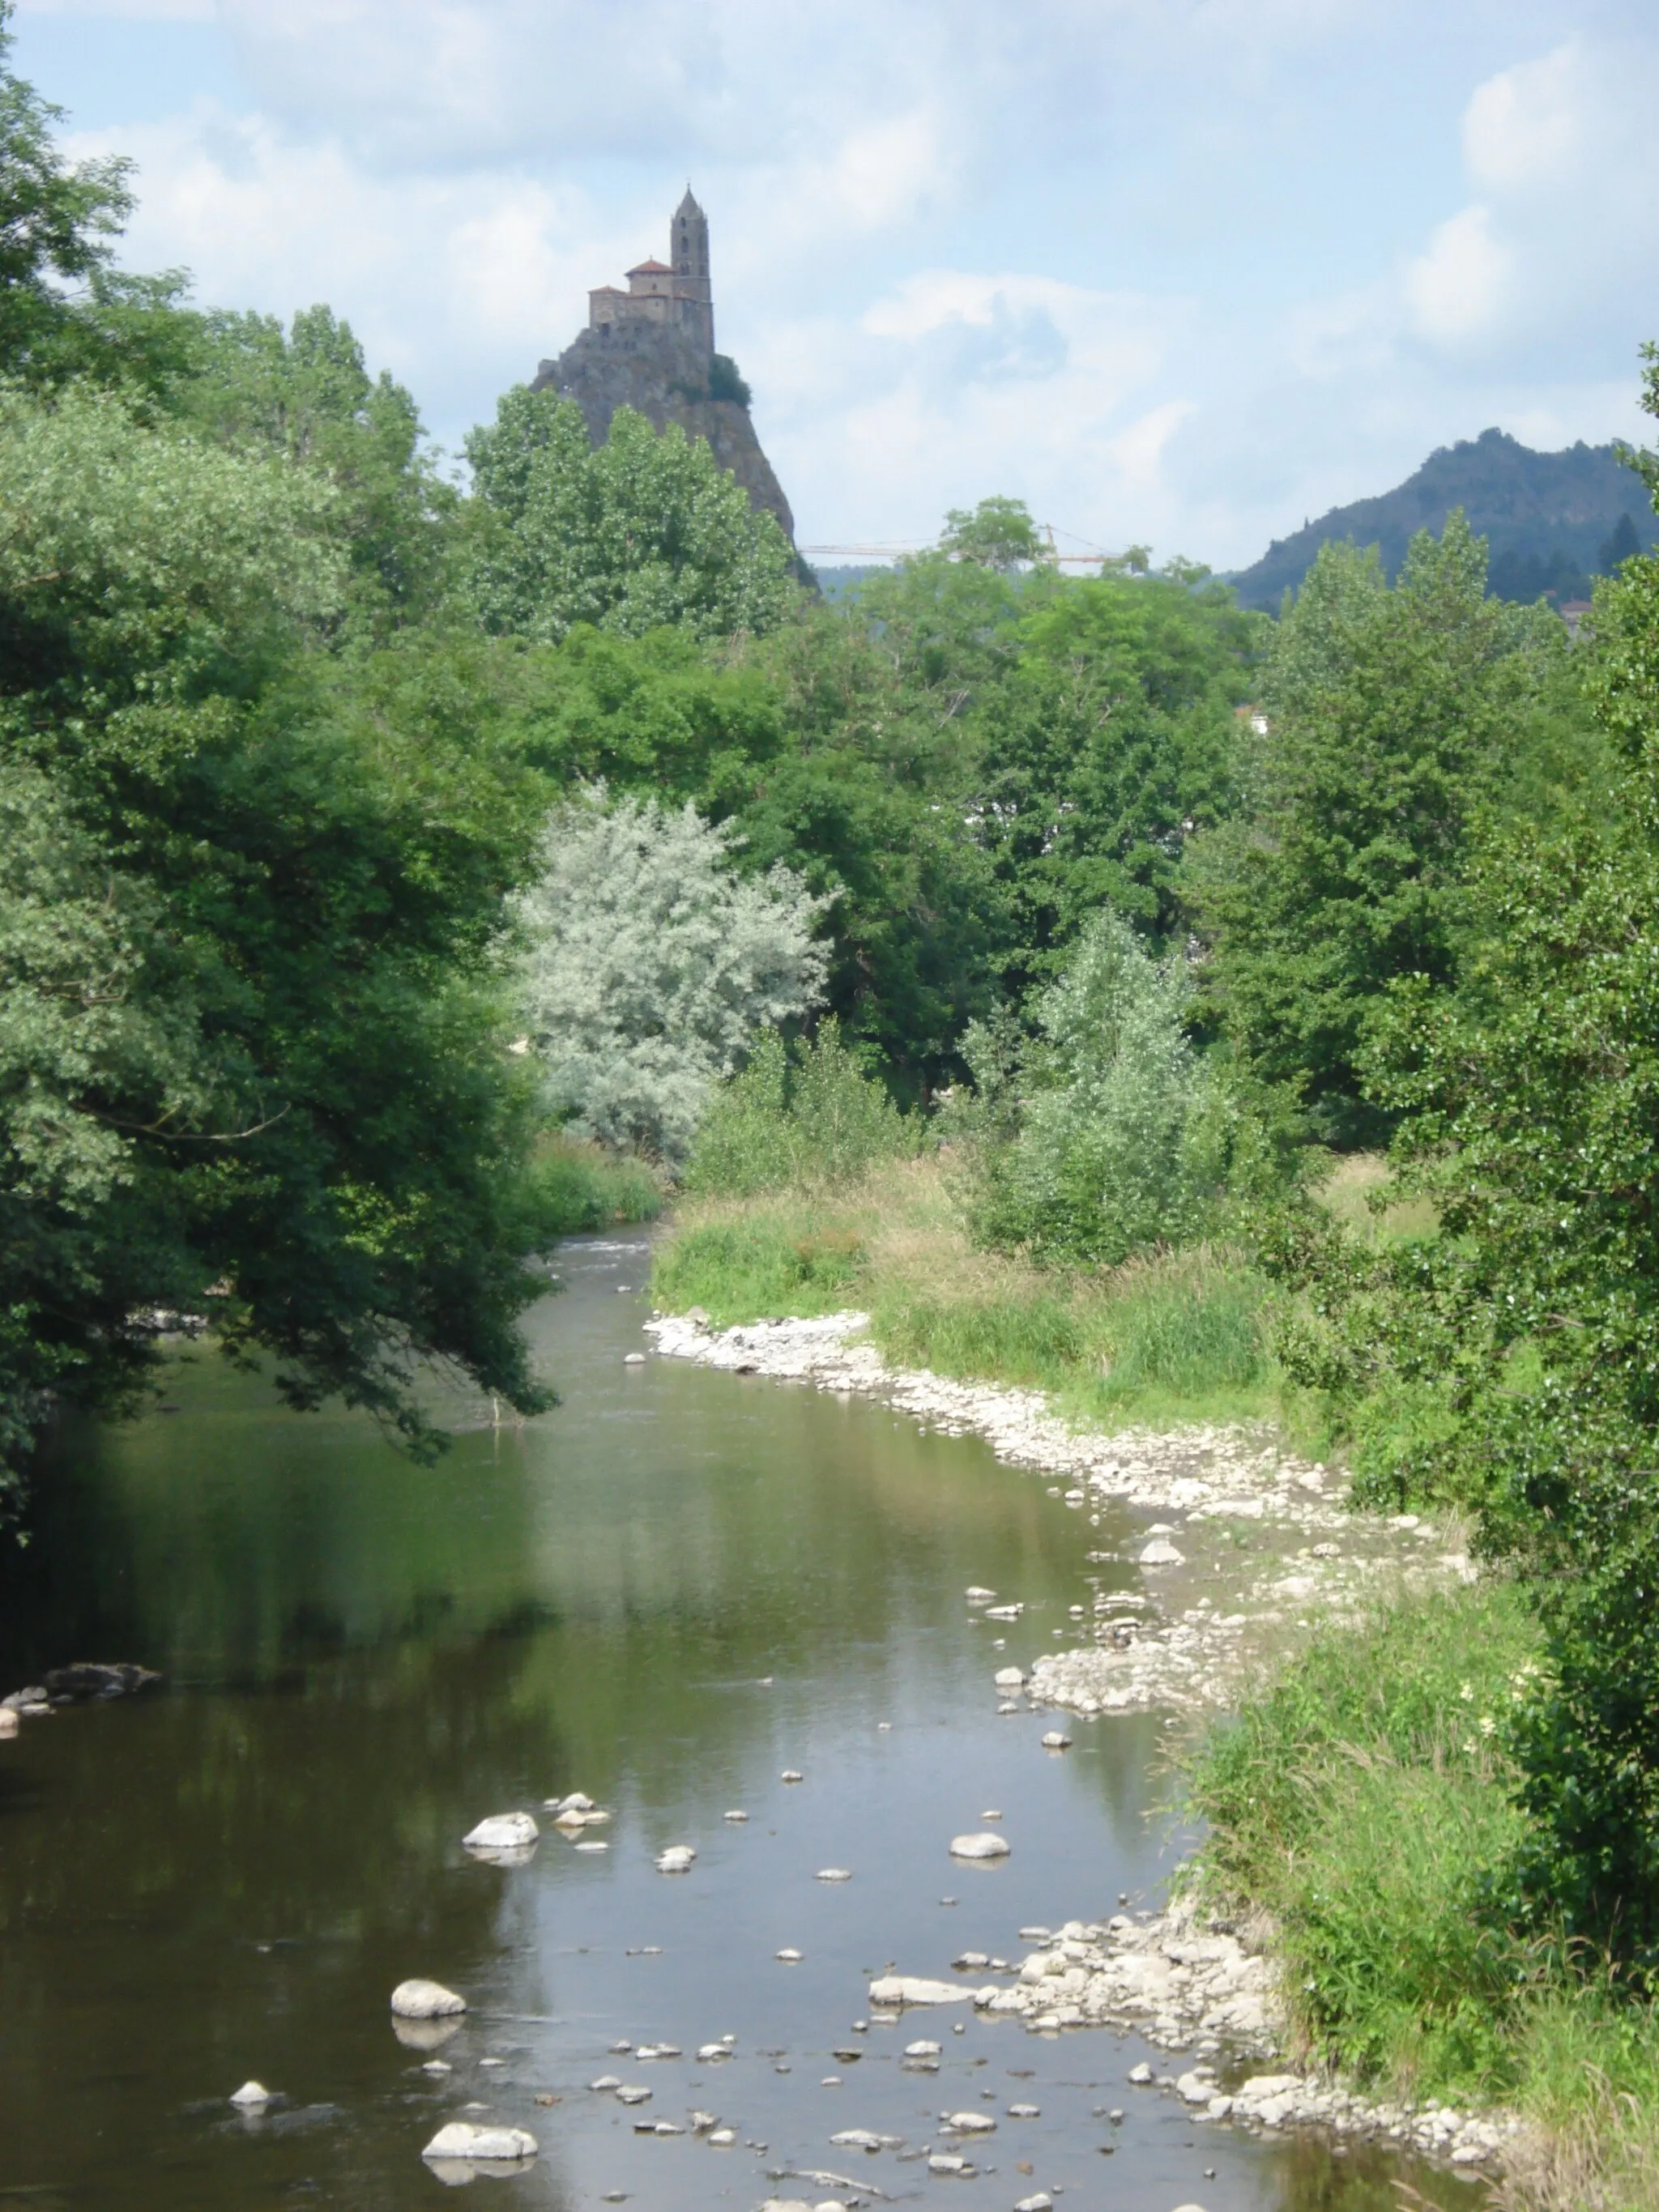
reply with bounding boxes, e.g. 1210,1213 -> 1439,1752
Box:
531,322 -> 795,543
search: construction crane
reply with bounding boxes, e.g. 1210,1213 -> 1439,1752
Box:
798,522 -> 1127,567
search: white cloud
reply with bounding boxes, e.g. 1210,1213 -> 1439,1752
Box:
1463,42 -> 1586,194
1402,204 -> 1515,348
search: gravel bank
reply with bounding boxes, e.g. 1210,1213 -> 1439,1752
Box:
646,1306 -> 1523,2180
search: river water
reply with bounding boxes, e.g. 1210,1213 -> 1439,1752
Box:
0,1231 -> 1474,2212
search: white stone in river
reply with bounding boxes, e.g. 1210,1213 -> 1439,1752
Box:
1128,2061 -> 1154,2083
965,1587 -> 996,1601
390,1979 -> 467,2019
615,2086 -> 652,2105
551,1791 -> 594,1813
904,2039 -> 941,2056
815,1868 -> 852,1882
655,1844 -> 696,1872
994,1667 -> 1026,1689
623,1353 -> 646,1365
463,1811 -> 538,1851
869,1975 -> 970,2005
1008,2101 -> 1040,2117
830,2129 -> 885,2150
948,2110 -> 996,2131
589,2075 -> 621,2091
696,2044 -> 731,2061
574,1839 -> 608,1852
781,1768 -> 804,1782
776,1947 -> 804,1962
979,1810 -> 1002,1821
422,2122 -> 537,2163
0,1710 -> 18,1738
1139,1539 -> 1185,1566
708,2126 -> 736,2145
1016,2195 -> 1053,2211
949,1831 -> 1011,1860
928,2153 -> 967,2174
1040,1731 -> 1073,1750
229,2081 -> 271,2108
1177,2071 -> 1214,2104
723,1809 -> 748,1822
422,2061 -> 451,2075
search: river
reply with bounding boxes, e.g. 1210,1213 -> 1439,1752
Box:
0,1231 -> 1474,2211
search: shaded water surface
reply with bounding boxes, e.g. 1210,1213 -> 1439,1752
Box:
0,1234 -> 1475,2211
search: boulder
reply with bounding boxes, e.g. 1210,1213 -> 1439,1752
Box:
228,2080 -> 271,2108
390,1979 -> 467,2019
949,1831 -> 1011,1860
0,1710 -> 17,1738
1139,1539 -> 1185,1566
421,2122 -> 537,2162
655,1844 -> 696,1873
868,1975 -> 968,2005
994,1667 -> 1026,1689
463,1812 -> 539,1852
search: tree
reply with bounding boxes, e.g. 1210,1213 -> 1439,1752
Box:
1188,517 -> 1566,1147
940,495 -> 1049,571
963,910 -> 1220,1266
0,381 -> 557,1497
465,389 -> 797,642
175,305 -> 462,635
1597,510 -> 1641,575
970,568 -> 1260,987
510,789 -> 830,1163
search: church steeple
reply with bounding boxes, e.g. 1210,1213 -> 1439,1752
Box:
671,185 -> 713,353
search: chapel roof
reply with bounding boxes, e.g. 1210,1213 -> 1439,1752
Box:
628,258 -> 673,275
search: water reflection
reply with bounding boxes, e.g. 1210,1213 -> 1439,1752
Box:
0,1234 -> 1478,2211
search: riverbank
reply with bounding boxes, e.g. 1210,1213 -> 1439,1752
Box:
642,1260 -> 1659,2210
642,1306 -> 1527,2176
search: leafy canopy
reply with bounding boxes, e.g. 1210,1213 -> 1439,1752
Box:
466,388 -> 798,643
511,788 -> 830,1163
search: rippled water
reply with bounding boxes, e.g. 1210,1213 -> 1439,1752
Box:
0,1232 -> 1476,2211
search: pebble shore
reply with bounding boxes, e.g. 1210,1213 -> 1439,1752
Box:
646,1306 -> 1523,2180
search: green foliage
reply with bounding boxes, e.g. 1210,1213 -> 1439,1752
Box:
939,493 -> 1048,571
962,910 -> 1227,1266
650,1207 -> 867,1325
970,569 -> 1260,978
531,1137 -> 663,1236
1097,1264 -> 1264,1399
0,380 -> 557,1494
173,305 -> 461,635
466,389 -> 797,642
684,1024 -> 919,1198
707,352 -> 751,407
1188,516 -> 1568,1147
1188,1582 -> 1542,2094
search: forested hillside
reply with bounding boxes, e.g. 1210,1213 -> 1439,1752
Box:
1234,425 -> 1657,609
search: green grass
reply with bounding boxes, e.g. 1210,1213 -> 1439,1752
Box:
1185,1582 -> 1659,2209
533,1136 -> 664,1238
652,1161 -> 1282,1425
650,1207 -> 866,1325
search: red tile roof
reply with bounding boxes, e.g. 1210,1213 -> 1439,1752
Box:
628,258 -> 672,275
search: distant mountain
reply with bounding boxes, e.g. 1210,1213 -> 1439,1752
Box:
1231,428 -> 1657,611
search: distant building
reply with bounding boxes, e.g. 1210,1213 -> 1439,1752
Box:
587,189 -> 714,355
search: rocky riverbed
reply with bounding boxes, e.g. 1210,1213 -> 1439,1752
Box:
646,1306 -> 1523,2182
644,1309 -> 1478,1716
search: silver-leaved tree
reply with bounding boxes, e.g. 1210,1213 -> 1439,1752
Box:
512,790 -> 830,1163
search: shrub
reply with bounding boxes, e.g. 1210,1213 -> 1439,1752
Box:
964,910 -> 1219,1264
684,1023 -> 918,1197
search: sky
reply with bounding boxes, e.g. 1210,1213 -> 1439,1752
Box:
15,0 -> 1659,569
